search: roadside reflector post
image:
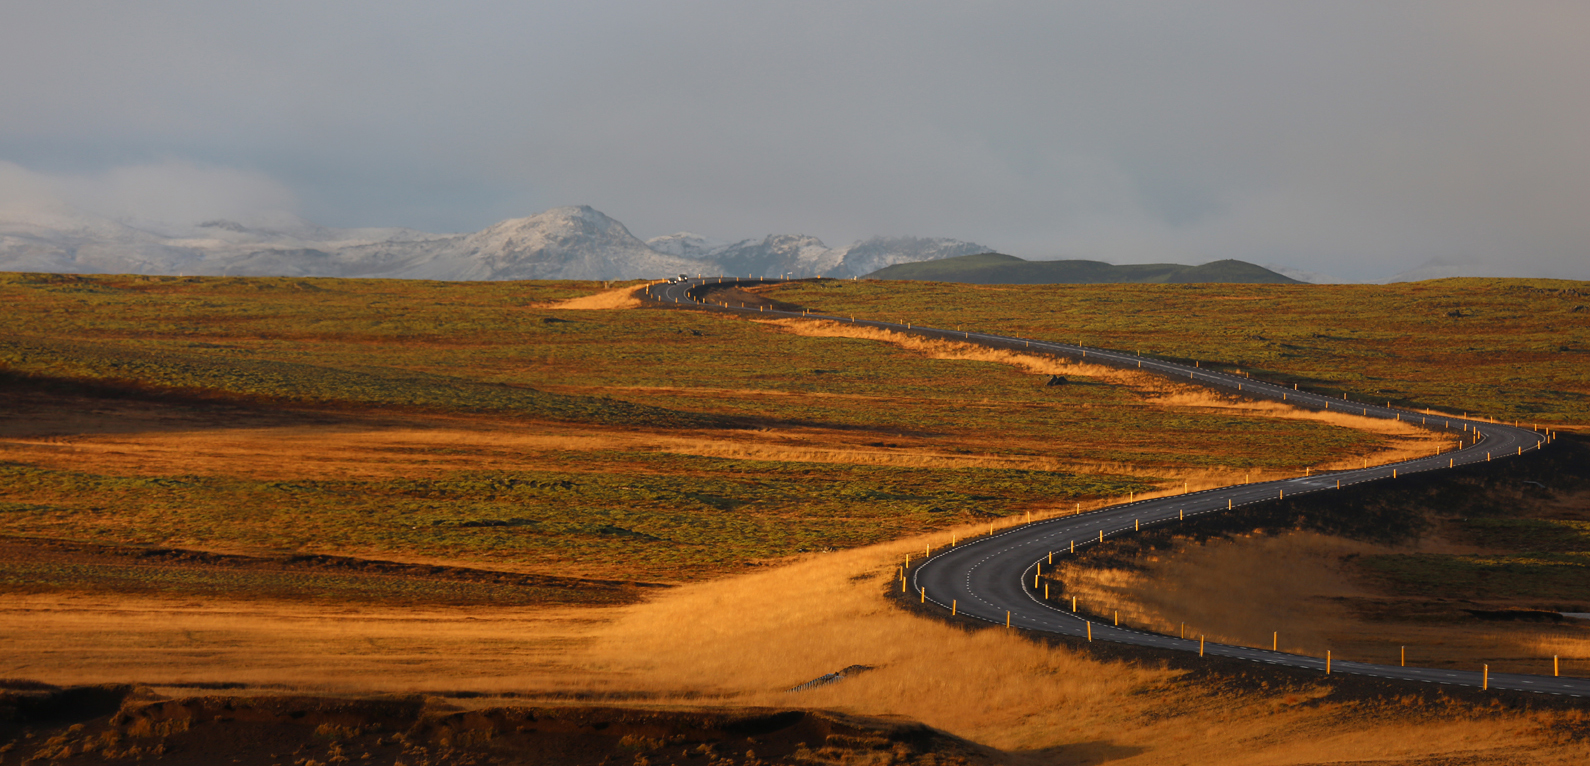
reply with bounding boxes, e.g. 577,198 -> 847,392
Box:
1556,655 -> 1560,677
1087,622 -> 1092,641
1393,469 -> 1397,478
1114,610 -> 1119,626
1228,499 -> 1232,509
1099,530 -> 1104,543
1327,651 -> 1331,675
921,587 -> 925,604
952,599 -> 957,616
1273,632 -> 1277,651
1180,509 -> 1184,520
1071,540 -> 1075,553
1483,665 -> 1488,691
1200,635 -> 1205,657
1006,611 -> 1011,628
1048,551 -> 1053,564
1072,596 -> 1077,612
1401,646 -> 1405,667
1135,519 -> 1139,531
1045,583 -> 1049,599
1180,622 -> 1185,639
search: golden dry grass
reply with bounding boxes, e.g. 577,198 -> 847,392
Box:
0,412 -> 1137,483
543,282 -> 652,310
0,592 -> 600,692
7,534 -> 1589,763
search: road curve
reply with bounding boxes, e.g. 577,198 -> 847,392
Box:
642,277 -> 1574,696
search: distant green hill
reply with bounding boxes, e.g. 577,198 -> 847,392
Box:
866,253 -> 1302,284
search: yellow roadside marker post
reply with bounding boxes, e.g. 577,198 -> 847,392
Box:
1483,665 -> 1489,691
1273,632 -> 1278,651
952,599 -> 957,616
1401,646 -> 1405,667
1200,636 -> 1205,657
1006,611 -> 1011,629
1556,656 -> 1560,677
1327,651 -> 1331,675
1087,622 -> 1092,641
1072,596 -> 1077,612
921,587 -> 925,604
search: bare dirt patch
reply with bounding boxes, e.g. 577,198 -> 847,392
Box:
544,282 -> 653,310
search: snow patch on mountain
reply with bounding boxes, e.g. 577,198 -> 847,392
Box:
843,237 -> 992,277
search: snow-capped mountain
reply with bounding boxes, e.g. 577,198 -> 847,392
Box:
645,232 -> 723,260
389,206 -> 704,281
650,232 -> 994,279
0,203 -> 993,281
709,234 -> 844,278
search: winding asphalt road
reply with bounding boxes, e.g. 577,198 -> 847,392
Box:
642,276 -> 1574,696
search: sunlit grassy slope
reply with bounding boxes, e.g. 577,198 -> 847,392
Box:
1,271 -> 1395,582
766,277 -> 1590,426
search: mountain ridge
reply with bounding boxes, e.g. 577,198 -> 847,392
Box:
865,252 -> 1302,284
0,204 -> 991,282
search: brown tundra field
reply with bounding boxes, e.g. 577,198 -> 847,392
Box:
2,272 -> 1589,765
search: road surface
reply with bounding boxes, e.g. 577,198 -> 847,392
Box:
642,276 -> 1573,696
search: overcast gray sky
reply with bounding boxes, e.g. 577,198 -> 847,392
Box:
3,1 -> 1587,281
